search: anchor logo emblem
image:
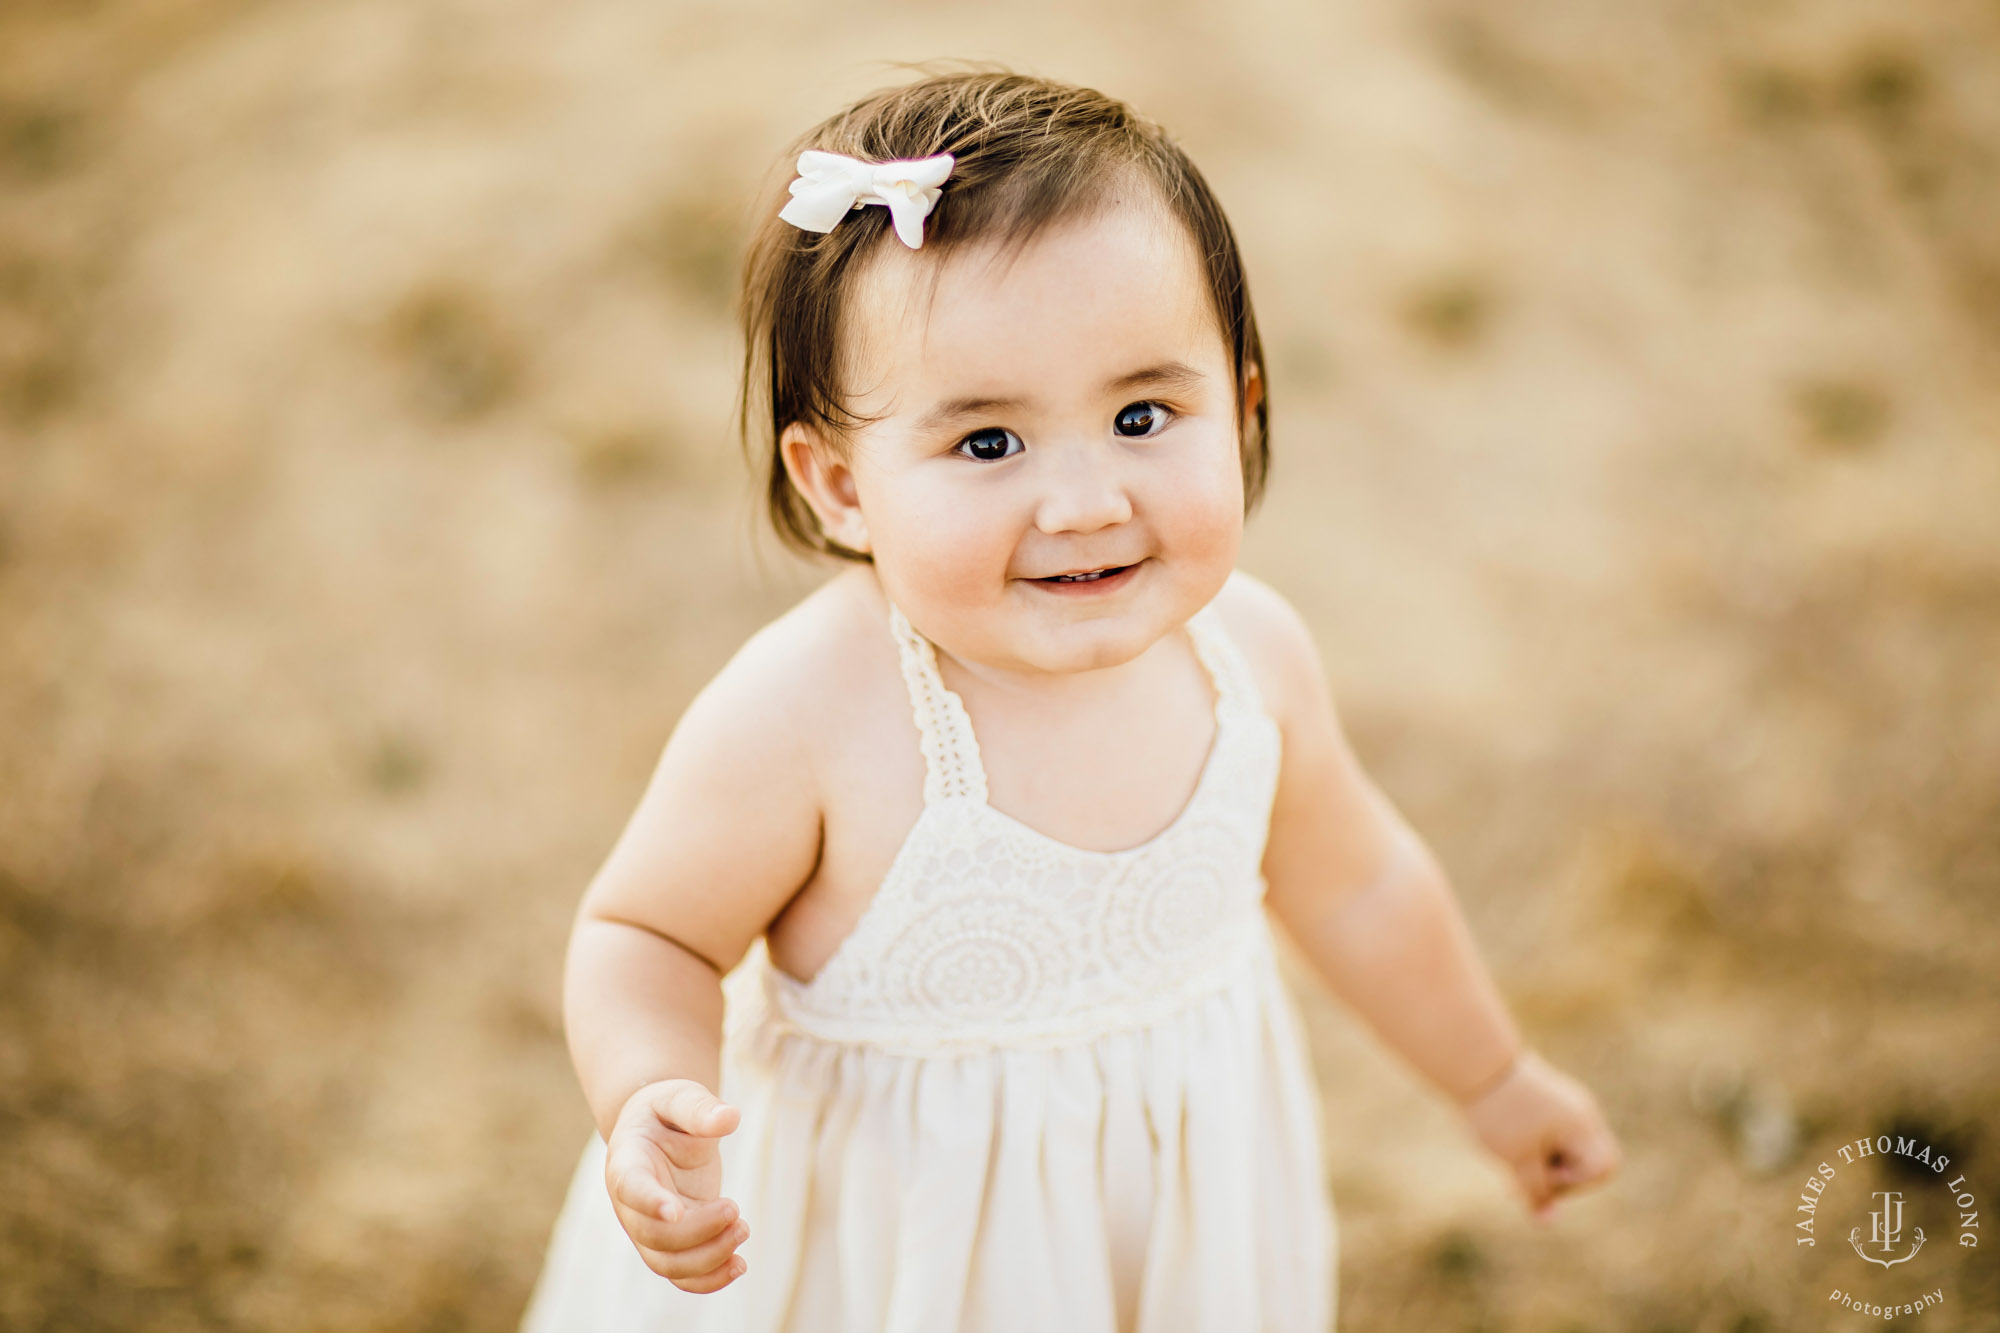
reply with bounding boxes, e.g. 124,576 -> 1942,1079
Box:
1849,1190 -> 1926,1268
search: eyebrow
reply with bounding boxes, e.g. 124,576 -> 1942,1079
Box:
912,360 -> 1209,433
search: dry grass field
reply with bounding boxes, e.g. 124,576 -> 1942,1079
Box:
2,0 -> 1996,1329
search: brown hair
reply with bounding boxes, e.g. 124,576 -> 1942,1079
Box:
737,66 -> 1270,562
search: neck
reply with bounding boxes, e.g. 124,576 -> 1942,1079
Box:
932,631 -> 1182,709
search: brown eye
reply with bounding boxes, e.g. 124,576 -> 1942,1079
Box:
955,427 -> 1023,462
1114,402 -> 1171,438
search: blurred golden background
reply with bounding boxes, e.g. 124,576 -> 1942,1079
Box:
3,1 -> 1996,1329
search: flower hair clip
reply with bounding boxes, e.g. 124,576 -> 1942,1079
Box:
777,149 -> 956,249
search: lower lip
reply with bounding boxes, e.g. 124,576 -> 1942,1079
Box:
1026,561 -> 1144,596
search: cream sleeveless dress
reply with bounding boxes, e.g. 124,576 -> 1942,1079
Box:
520,596 -> 1338,1332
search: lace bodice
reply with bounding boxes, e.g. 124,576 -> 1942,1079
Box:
752,595 -> 1283,1056
524,593 -> 1342,1333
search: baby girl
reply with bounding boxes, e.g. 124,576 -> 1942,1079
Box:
521,67 -> 1621,1333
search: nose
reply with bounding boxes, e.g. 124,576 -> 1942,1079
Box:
1032,442 -> 1133,535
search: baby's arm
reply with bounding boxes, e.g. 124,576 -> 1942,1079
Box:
563,620 -> 825,1290
1222,574 -> 1621,1219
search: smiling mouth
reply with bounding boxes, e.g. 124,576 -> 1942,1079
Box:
1035,563 -> 1136,584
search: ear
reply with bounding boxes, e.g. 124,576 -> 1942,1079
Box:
1238,360 -> 1265,434
780,421 -> 872,555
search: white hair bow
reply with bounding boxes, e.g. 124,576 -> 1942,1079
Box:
777,150 -> 956,249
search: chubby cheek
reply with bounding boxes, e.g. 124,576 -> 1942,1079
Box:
1147,438 -> 1244,599
858,465 -> 1023,622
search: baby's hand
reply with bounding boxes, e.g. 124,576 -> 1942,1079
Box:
1457,1049 -> 1622,1223
603,1079 -> 750,1293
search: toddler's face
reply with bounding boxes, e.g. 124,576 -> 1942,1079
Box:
788,192 -> 1251,676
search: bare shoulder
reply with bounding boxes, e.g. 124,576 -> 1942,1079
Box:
682,564 -> 893,763
580,565 -> 900,963
1205,569 -> 1332,732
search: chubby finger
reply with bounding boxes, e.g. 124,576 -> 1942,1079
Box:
1514,1150 -> 1558,1214
1575,1126 -> 1623,1184
669,1251 -> 748,1295
646,1081 -> 742,1140
1549,1125 -> 1621,1191
621,1195 -> 743,1253
638,1215 -> 752,1281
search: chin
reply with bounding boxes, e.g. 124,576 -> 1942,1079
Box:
1028,602 -> 1181,672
